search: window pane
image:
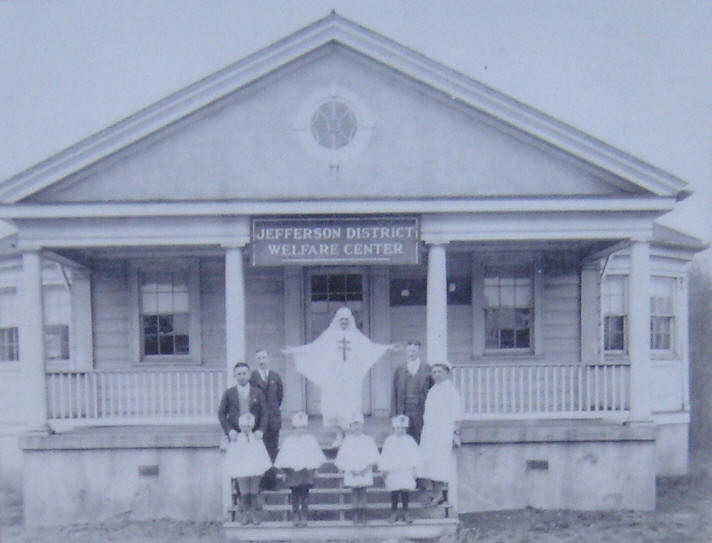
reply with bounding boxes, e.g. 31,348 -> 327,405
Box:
328,275 -> 345,292
604,316 -> 626,351
139,267 -> 192,358
144,336 -> 158,355
651,316 -> 672,350
0,327 -> 19,361
158,315 -> 174,334
45,324 -> 69,360
485,308 -> 499,348
515,328 -> 530,348
311,275 -> 327,293
484,271 -> 532,349
175,335 -> 190,354
500,329 -> 514,348
159,335 -> 175,355
143,315 -> 158,335
603,276 -> 626,314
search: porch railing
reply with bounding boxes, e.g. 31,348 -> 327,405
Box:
452,362 -> 630,420
46,368 -> 226,426
46,362 -> 630,428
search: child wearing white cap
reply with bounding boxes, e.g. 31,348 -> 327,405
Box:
334,412 -> 380,525
274,412 -> 327,526
224,413 -> 272,525
379,414 -> 423,523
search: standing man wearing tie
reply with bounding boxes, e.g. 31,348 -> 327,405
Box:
250,348 -> 284,490
391,341 -> 433,443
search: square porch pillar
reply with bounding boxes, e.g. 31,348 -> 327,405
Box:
224,244 -> 247,385
426,242 -> 448,364
19,250 -> 48,432
628,239 -> 652,421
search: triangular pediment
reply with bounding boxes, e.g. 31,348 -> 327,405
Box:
0,13 -> 687,204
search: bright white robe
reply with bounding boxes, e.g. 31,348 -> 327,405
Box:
379,433 -> 423,490
334,433 -> 380,487
283,307 -> 390,425
223,432 -> 272,478
420,379 -> 462,482
274,433 -> 326,470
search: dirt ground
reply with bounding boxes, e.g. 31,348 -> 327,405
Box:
2,455 -> 711,543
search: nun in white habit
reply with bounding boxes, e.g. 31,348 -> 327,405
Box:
283,306 -> 396,446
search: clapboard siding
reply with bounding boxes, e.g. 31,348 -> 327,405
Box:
245,268 -> 286,375
541,273 -> 580,361
389,303 -> 472,365
92,259 -> 130,367
200,258 -> 225,368
448,305 -> 473,365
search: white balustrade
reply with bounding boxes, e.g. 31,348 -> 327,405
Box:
46,368 -> 227,426
452,362 -> 630,420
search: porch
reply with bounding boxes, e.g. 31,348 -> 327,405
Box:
43,361 -> 631,430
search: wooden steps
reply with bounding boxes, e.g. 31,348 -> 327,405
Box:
224,449 -> 456,540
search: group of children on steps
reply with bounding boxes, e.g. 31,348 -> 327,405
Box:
225,410 -> 423,526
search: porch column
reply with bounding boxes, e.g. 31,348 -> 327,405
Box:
224,244 -> 246,386
426,242 -> 448,364
628,239 -> 652,421
20,250 -> 48,431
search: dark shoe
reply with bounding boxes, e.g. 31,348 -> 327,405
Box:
402,510 -> 413,524
240,513 -> 251,526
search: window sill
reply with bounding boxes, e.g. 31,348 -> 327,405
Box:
472,351 -> 543,362
135,357 -> 203,367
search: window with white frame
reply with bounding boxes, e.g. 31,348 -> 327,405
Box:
133,260 -> 200,362
0,288 -> 19,362
650,276 -> 675,351
43,284 -> 71,361
484,266 -> 533,350
603,275 -> 627,352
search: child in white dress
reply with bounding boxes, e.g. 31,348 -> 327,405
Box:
334,412 -> 380,525
274,412 -> 327,526
379,414 -> 423,523
224,413 -> 272,525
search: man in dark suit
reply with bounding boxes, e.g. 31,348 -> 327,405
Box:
218,362 -> 268,441
250,348 -> 283,490
391,341 -> 433,443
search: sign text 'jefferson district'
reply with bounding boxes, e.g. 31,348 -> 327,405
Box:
251,217 -> 420,266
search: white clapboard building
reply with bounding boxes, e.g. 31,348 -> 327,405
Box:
0,13 -> 704,532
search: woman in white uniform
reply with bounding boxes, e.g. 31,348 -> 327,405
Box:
419,360 -> 462,506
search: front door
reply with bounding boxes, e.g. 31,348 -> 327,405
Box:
305,268 -> 370,416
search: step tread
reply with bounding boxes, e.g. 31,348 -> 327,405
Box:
225,518 -> 457,527
229,501 -> 451,512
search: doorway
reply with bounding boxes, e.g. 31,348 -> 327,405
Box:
304,267 -> 370,415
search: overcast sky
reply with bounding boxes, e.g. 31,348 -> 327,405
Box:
1,0 -> 710,259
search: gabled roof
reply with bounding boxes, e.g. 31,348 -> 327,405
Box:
0,12 -> 690,203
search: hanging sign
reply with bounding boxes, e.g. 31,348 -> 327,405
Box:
251,216 -> 420,266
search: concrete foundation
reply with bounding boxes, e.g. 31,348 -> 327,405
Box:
20,426 -> 224,526
457,420 -> 657,512
21,419 -> 659,526
654,421 -> 689,475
